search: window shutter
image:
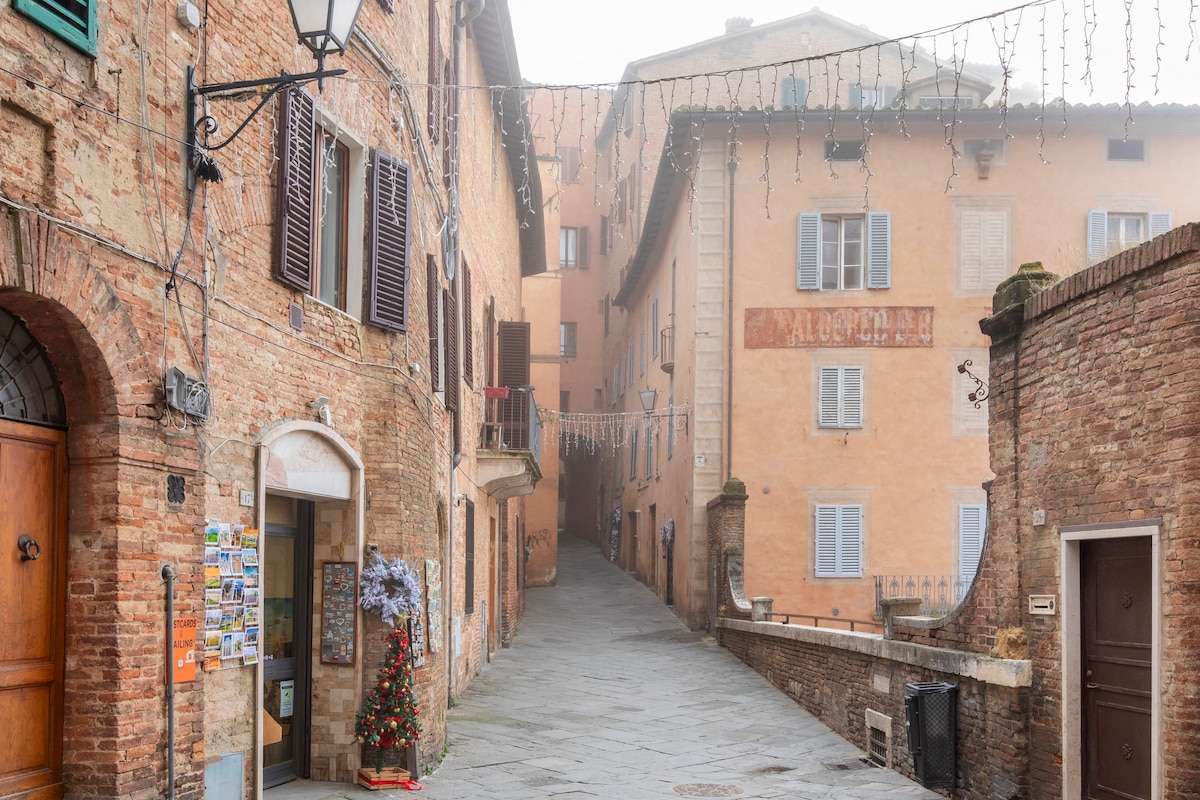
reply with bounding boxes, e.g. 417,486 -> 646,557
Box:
797,212 -> 820,290
600,216 -> 609,255
1087,209 -> 1108,263
983,211 -> 1008,287
427,0 -> 442,143
866,211 -> 891,288
818,366 -> 840,427
961,210 -> 984,290
274,88 -> 315,293
839,505 -> 863,577
497,321 -> 531,448
462,261 -> 474,387
577,227 -> 589,268
366,150 -> 411,331
1150,211 -> 1173,239
958,504 -> 986,582
814,505 -> 839,577
842,367 -> 863,427
426,256 -> 442,390
443,288 -> 458,411
849,83 -> 863,109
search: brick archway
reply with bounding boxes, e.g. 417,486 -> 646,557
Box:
0,206 -> 196,799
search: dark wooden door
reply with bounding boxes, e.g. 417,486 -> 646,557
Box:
0,421 -> 67,800
1082,536 -> 1152,800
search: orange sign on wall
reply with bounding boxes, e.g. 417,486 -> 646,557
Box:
744,306 -> 935,348
171,617 -> 198,683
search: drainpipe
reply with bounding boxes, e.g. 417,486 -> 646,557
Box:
161,564 -> 177,800
725,135 -> 738,482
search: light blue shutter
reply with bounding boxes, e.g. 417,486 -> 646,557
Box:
849,83 -> 863,109
958,504 -> 987,583
818,367 -> 840,427
866,211 -> 891,289
1150,212 -> 1173,239
1087,210 -> 1108,263
842,367 -> 863,428
814,505 -> 839,577
797,213 -> 821,290
815,505 -> 863,577
840,505 -> 863,577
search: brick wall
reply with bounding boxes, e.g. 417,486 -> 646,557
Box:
886,225 -> 1200,797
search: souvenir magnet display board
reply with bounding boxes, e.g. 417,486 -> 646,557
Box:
321,562 -> 357,664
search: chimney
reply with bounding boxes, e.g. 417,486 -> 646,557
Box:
725,17 -> 753,34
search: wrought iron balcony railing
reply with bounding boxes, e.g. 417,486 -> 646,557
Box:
874,574 -> 975,617
659,325 -> 674,373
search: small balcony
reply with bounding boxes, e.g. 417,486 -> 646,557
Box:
659,326 -> 674,373
477,386 -> 543,500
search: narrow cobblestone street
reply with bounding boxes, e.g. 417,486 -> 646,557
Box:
269,535 -> 938,799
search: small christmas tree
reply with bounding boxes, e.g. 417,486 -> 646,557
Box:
354,625 -> 421,773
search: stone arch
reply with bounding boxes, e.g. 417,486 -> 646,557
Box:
0,206 -> 183,798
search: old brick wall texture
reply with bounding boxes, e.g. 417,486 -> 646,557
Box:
0,0 -> 533,795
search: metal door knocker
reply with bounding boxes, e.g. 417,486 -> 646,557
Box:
18,535 -> 41,561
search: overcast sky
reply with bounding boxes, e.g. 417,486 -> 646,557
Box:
507,0 -> 1200,104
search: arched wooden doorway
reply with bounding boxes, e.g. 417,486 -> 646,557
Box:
0,306 -> 68,800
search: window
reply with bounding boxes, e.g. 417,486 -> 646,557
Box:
14,0 -> 95,54
559,391 -> 570,412
824,141 -> 864,161
780,76 -> 807,108
559,145 -> 581,182
818,366 -> 863,429
849,84 -> 897,109
277,90 -> 409,327
594,388 -> 603,409
651,296 -> 660,358
426,257 -> 443,391
958,207 -> 1010,292
616,178 -> 628,224
559,227 -> 588,268
797,212 -> 890,291
814,505 -> 863,578
560,322 -> 577,358
1107,138 -> 1145,162
1087,210 -> 1172,262
627,343 -> 634,386
639,328 -> 645,375
958,504 -> 987,585
630,428 -> 639,479
600,216 -> 610,255
315,132 -> 349,308
645,426 -> 654,477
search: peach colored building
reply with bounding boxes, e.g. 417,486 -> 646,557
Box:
527,11 -> 1200,630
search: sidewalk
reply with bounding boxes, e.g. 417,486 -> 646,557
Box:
267,534 -> 938,799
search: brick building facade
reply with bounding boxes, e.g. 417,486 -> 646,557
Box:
0,0 -> 543,797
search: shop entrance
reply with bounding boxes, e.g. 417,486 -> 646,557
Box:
262,500 -> 315,788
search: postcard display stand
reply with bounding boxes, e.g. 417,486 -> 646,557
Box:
202,522 -> 261,670
321,562 -> 357,664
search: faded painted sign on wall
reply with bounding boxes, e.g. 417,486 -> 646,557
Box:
744,307 -> 934,348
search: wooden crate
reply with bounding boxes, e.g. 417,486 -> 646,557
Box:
356,767 -> 411,790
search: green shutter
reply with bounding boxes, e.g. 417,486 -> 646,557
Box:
15,0 -> 96,55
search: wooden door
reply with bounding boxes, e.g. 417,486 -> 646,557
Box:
1082,536 -> 1152,800
0,421 -> 67,800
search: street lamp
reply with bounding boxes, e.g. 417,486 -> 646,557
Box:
639,389 -> 657,414
186,0 -> 366,183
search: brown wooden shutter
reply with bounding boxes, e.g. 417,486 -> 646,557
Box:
462,260 -> 474,387
274,88 -> 315,292
366,150 -> 410,331
600,215 -> 609,255
426,255 -> 441,389
443,287 -> 458,411
427,0 -> 442,143
464,500 -> 475,613
577,227 -> 589,268
497,321 -> 531,448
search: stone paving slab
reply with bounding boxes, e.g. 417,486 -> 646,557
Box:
266,535 -> 938,800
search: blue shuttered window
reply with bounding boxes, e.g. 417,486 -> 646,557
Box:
797,212 -> 890,290
814,505 -> 863,578
958,504 -> 987,585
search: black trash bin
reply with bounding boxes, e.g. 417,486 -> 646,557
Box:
904,681 -> 957,789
